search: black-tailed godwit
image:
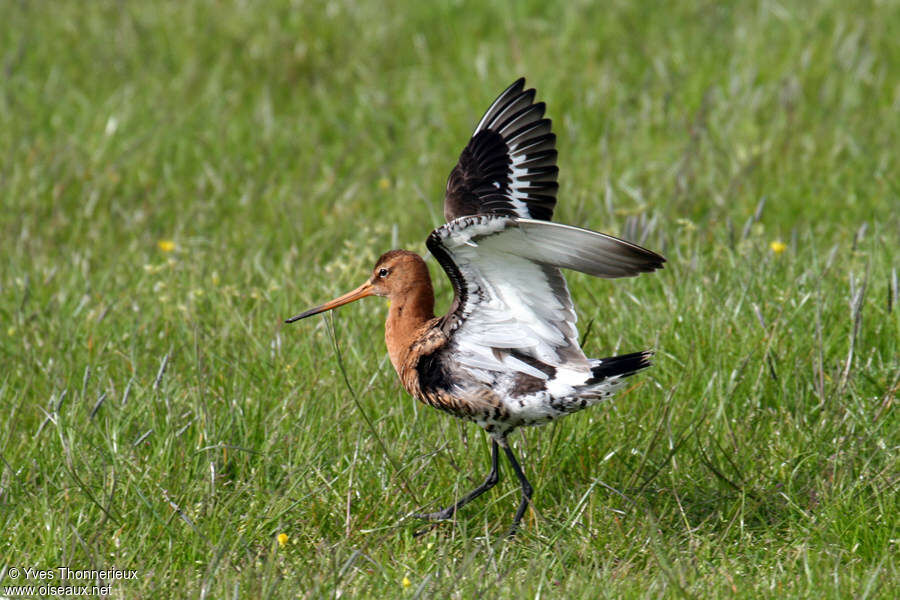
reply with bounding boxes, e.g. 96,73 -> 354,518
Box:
286,78 -> 665,534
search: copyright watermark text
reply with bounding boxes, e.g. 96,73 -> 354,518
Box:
3,567 -> 137,597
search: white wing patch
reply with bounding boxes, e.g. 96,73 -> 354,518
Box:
428,215 -> 665,383
431,216 -> 586,380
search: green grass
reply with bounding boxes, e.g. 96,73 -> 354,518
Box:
2,0 -> 898,597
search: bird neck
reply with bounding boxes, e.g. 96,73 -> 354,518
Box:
384,280 -> 436,373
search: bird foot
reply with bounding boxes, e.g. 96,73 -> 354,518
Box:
505,521 -> 522,539
408,507 -> 457,537
411,508 -> 456,522
412,523 -> 440,538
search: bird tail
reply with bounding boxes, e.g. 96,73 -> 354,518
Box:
586,350 -> 653,385
551,351 -> 652,414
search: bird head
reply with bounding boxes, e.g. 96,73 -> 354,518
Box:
285,250 -> 430,323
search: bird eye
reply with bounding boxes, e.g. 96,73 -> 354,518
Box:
378,268 -> 389,278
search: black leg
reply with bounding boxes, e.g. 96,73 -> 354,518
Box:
502,443 -> 533,537
414,440 -> 501,521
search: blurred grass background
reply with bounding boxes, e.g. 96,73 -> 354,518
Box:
1,0 -> 897,597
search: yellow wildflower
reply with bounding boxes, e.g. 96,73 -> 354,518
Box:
378,177 -> 391,190
277,533 -> 288,548
769,240 -> 787,255
401,576 -> 411,588
157,240 -> 175,253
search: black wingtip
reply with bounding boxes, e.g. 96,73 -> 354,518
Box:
504,77 -> 527,97
645,251 -> 667,272
624,242 -> 667,274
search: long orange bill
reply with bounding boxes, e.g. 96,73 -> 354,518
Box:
285,281 -> 375,323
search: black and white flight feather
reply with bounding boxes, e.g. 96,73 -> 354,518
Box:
444,78 -> 559,222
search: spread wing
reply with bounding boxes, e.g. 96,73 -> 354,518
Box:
444,78 -> 558,222
426,216 -> 665,381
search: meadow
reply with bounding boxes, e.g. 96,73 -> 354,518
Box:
1,0 -> 897,597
